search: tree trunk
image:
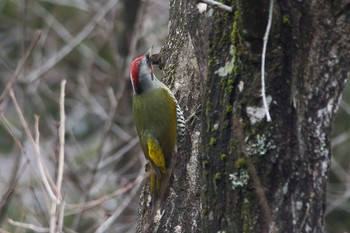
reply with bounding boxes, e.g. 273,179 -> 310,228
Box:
137,0 -> 350,232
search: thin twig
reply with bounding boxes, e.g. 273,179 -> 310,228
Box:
30,186 -> 50,227
0,161 -> 28,223
201,0 -> 233,13
56,79 -> 66,200
49,202 -> 57,233
48,80 -> 67,233
57,196 -> 65,232
0,30 -> 41,104
9,89 -> 58,203
77,75 -> 108,120
8,219 -> 49,233
97,137 -> 139,170
31,2 -> 111,70
26,0 -> 120,82
94,172 -> 144,233
34,114 -> 58,197
261,0 -> 274,122
105,87 -> 117,132
54,79 -> 67,233
65,173 -> 147,216
0,113 -> 25,154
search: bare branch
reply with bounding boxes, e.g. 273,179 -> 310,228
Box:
0,30 -> 41,105
201,0 -> 233,13
97,137 -> 139,170
26,0 -> 120,82
49,203 -> 57,233
31,2 -> 111,70
65,173 -> 146,216
57,196 -> 66,232
0,161 -> 28,222
56,79 -> 66,200
9,89 -> 58,203
0,113 -> 25,153
53,79 -> 67,233
8,219 -> 49,233
94,174 -> 144,233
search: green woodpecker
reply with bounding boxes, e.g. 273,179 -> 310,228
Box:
130,47 -> 185,205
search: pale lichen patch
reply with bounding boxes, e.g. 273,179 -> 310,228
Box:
246,95 -> 272,124
296,201 -> 303,210
215,45 -> 235,77
246,134 -> 276,156
196,3 -> 207,13
238,81 -> 244,92
229,170 -> 249,190
174,225 -> 182,233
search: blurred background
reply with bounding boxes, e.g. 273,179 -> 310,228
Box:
0,0 -> 168,232
0,1 -> 348,232
328,87 -> 350,232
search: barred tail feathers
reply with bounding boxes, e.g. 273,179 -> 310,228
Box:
176,102 -> 186,142
162,85 -> 186,143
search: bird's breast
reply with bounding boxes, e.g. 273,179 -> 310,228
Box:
132,88 -> 177,145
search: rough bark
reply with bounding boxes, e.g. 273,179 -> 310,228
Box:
137,0 -> 206,232
137,0 -> 350,232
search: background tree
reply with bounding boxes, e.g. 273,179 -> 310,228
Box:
137,0 -> 350,233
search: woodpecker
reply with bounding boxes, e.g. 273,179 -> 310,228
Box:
130,47 -> 185,206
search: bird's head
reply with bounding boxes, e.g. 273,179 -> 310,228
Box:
130,47 -> 155,95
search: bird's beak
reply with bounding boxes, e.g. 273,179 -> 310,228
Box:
145,45 -> 154,58
144,45 -> 155,80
